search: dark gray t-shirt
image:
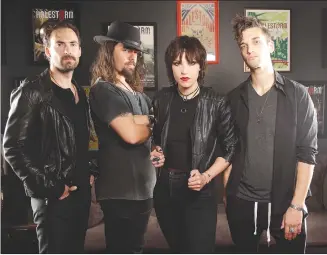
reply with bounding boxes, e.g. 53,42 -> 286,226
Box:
89,80 -> 156,201
237,84 -> 277,202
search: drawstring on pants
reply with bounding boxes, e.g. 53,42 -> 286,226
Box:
253,202 -> 272,246
253,202 -> 258,235
267,203 -> 271,246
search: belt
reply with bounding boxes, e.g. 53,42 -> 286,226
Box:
167,168 -> 189,173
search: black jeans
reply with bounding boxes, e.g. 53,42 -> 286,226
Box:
154,169 -> 218,254
99,198 -> 153,254
31,187 -> 91,254
226,196 -> 307,254
1,168 -> 30,226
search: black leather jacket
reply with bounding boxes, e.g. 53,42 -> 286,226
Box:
3,69 -> 98,199
152,86 -> 238,174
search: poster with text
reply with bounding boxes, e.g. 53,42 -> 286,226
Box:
177,1 -> 219,64
32,6 -> 79,64
303,83 -> 327,137
102,22 -> 157,90
244,9 -> 291,72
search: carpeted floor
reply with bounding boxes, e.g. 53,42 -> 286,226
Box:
2,232 -> 327,254
2,204 -> 327,254
84,204 -> 327,252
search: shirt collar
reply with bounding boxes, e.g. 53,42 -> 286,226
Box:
243,71 -> 286,95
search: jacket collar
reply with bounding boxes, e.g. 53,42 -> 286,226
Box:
240,71 -> 286,105
40,68 -> 80,92
39,68 -> 80,122
274,71 -> 286,94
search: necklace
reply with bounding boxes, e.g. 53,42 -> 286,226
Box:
178,86 -> 200,102
50,73 -> 78,103
117,80 -> 143,110
179,86 -> 200,113
118,80 -> 136,96
256,88 -> 272,124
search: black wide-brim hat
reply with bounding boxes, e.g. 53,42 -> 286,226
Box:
94,21 -> 147,53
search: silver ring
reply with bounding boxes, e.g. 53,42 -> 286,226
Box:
289,227 -> 295,233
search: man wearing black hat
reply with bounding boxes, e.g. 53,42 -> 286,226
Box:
89,21 -> 156,253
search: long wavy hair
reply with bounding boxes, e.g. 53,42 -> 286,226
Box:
90,41 -> 145,92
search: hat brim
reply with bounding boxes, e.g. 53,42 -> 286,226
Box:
93,35 -> 148,54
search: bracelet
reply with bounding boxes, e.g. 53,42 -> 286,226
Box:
148,115 -> 156,125
202,172 -> 211,184
289,204 -> 307,215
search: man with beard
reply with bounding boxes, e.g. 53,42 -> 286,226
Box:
3,21 -> 96,253
224,15 -> 318,253
89,21 -> 156,253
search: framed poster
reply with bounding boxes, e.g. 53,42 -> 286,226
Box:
1,8 -> 6,65
300,81 -> 327,138
177,0 -> 219,64
32,4 -> 79,65
83,86 -> 99,151
244,9 -> 291,72
322,8 -> 327,68
101,22 -> 158,90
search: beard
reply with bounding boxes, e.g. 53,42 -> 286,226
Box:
118,63 -> 136,83
57,55 -> 79,73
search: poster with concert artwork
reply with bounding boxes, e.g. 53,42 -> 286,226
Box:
177,0 -> 219,64
301,81 -> 327,138
244,9 -> 291,72
101,22 -> 158,90
32,5 -> 79,65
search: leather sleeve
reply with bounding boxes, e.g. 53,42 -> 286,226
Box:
88,159 -> 99,178
151,95 -> 160,147
3,87 -> 65,198
217,96 -> 238,163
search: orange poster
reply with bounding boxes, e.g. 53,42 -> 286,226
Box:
177,1 -> 219,64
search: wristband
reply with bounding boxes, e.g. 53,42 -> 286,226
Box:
203,172 -> 211,184
290,204 -> 307,215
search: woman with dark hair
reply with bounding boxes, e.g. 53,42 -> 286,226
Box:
150,35 -> 238,253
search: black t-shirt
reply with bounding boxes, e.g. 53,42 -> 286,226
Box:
165,94 -> 199,171
52,82 -> 90,187
237,84 -> 277,202
89,80 -> 156,201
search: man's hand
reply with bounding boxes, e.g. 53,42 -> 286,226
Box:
90,175 -> 95,186
188,169 -> 207,191
59,185 -> 78,200
133,115 -> 150,125
281,207 -> 303,240
150,146 -> 165,168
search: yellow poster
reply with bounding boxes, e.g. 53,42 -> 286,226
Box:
83,86 -> 99,151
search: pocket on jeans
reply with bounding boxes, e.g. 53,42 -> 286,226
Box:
169,172 -> 189,198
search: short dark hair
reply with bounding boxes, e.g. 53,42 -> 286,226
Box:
165,35 -> 207,86
232,14 -> 272,45
43,20 -> 81,47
